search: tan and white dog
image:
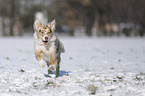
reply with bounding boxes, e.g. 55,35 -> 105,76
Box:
33,18 -> 65,76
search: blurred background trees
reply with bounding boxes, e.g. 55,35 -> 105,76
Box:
0,0 -> 145,37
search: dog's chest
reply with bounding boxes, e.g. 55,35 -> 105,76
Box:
43,44 -> 55,60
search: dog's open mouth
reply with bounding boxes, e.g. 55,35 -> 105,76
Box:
43,40 -> 48,45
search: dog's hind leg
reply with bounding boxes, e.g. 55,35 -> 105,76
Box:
56,57 -> 60,77
55,52 -> 61,77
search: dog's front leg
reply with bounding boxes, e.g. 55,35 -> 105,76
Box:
35,50 -> 46,67
48,52 -> 61,77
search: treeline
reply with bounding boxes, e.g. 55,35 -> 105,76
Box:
0,0 -> 145,37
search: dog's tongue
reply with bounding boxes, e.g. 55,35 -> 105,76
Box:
44,42 -> 48,45
43,41 -> 48,45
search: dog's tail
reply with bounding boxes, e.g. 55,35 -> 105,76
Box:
59,40 -> 65,53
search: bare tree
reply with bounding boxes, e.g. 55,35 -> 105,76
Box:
0,0 -> 6,36
8,0 -> 15,36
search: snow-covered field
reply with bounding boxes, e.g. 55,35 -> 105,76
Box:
0,36 -> 145,96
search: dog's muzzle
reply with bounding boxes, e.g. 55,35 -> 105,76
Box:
43,35 -> 49,45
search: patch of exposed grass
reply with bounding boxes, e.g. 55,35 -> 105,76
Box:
45,80 -> 60,88
117,76 -> 124,80
65,73 -> 69,76
19,69 -> 25,72
87,84 -> 98,95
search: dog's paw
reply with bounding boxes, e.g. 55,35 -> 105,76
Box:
49,65 -> 55,70
39,60 -> 46,67
48,69 -> 53,74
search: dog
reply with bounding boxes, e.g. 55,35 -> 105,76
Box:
33,18 -> 65,77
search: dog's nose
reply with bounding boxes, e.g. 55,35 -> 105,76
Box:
45,36 -> 48,40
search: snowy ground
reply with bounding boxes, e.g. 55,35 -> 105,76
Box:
0,36 -> 145,96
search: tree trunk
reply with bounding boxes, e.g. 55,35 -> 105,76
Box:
1,0 -> 6,36
9,0 -> 15,36
69,29 -> 74,36
9,18 -> 14,36
85,8 -> 95,36
2,16 -> 5,36
86,26 -> 92,36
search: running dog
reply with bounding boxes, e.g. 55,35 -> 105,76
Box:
33,18 -> 65,76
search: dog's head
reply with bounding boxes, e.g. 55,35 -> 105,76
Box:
34,19 -> 56,45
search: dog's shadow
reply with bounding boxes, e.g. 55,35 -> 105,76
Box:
44,70 -> 70,78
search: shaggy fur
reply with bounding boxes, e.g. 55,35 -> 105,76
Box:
33,18 -> 65,76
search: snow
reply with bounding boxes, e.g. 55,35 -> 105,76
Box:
0,37 -> 145,96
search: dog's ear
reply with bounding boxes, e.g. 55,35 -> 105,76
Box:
34,18 -> 43,32
51,19 -> 56,32
47,19 -> 56,32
